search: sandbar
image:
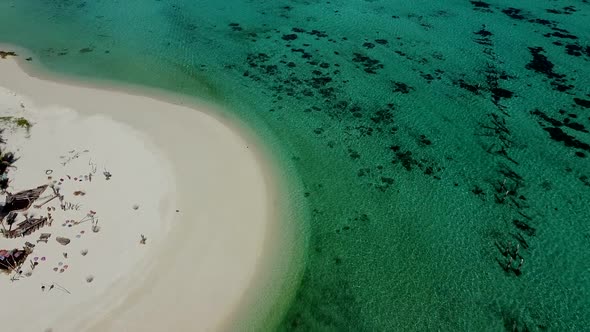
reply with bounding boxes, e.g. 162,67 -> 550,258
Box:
0,51 -> 298,331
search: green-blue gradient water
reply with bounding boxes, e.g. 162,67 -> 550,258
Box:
1,0 -> 589,330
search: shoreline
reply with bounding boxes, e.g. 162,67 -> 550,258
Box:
0,45 -> 307,331
0,85 -> 178,331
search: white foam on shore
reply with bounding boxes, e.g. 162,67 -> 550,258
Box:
0,55 -> 301,331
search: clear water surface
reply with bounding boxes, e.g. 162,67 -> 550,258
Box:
1,0 -> 589,330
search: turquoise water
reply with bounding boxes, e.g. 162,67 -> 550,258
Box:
2,0 -> 590,330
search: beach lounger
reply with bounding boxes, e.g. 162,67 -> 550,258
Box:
37,233 -> 51,243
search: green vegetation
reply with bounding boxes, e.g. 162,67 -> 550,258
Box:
14,117 -> 32,129
0,116 -> 32,131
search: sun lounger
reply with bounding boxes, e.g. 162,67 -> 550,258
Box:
37,233 -> 51,243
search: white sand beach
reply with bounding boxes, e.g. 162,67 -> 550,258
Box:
0,53 -> 295,331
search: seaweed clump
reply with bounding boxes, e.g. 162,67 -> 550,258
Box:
0,117 -> 32,132
0,51 -> 17,59
525,47 -> 573,92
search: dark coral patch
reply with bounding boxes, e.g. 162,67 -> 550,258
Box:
282,34 -> 298,41
543,127 -> 590,152
470,1 -> 490,8
454,79 -> 481,94
546,6 -> 577,15
565,44 -> 585,57
491,88 -> 514,99
513,219 -> 536,236
525,47 -> 572,92
229,23 -> 243,31
544,32 -> 578,40
574,98 -> 590,108
392,150 -> 415,171
352,53 -> 384,74
475,29 -> 492,37
392,81 -> 414,94
532,109 -> 587,133
502,8 -> 526,20
418,134 -> 432,146
525,47 -> 556,77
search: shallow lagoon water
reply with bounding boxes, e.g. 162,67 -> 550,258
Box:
1,0 -> 589,330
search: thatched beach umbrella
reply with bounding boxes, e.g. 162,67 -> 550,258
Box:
0,185 -> 48,220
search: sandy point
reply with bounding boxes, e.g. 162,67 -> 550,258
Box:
0,53 -> 302,331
